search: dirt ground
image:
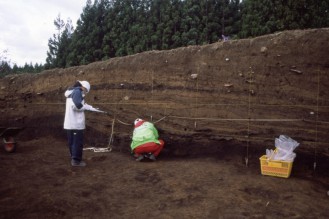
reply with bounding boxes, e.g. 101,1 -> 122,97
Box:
1,136 -> 328,219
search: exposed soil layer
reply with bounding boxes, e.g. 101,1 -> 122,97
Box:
0,29 -> 329,218
1,28 -> 329,157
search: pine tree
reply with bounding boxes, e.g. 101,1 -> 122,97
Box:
102,0 -> 117,59
181,0 -> 202,46
0,61 -> 11,77
239,0 -> 329,38
44,0 -> 328,69
45,14 -> 66,69
57,19 -> 74,68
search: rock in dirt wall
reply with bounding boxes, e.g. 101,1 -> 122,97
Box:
1,28 -> 329,157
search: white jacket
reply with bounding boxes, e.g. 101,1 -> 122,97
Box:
63,87 -> 86,130
64,87 -> 106,130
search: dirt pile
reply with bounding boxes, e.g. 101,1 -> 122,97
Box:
1,28 -> 329,158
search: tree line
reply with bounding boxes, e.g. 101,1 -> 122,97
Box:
1,0 -> 328,76
45,0 -> 329,69
0,50 -> 44,77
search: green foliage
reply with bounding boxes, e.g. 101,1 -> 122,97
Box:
0,49 -> 44,77
43,0 -> 328,70
45,14 -> 74,69
4,0 -> 329,75
239,0 -> 329,38
0,62 -> 44,77
45,0 -> 242,68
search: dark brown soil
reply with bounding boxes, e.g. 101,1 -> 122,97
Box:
0,137 -> 328,219
1,28 -> 329,218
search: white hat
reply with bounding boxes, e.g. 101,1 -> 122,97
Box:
134,118 -> 143,125
79,81 -> 90,93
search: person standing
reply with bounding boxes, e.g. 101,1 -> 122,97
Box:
64,80 -> 105,167
130,118 -> 165,161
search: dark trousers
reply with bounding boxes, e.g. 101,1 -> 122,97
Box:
66,130 -> 84,162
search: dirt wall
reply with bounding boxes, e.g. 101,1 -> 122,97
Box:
1,28 -> 329,158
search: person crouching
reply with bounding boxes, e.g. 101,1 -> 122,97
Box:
130,118 -> 165,161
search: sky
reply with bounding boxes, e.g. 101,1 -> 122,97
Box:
0,0 -> 87,66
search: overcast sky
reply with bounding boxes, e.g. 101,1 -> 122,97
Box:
0,0 -> 87,66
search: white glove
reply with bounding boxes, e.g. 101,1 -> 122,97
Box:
90,108 -> 106,113
83,103 -> 106,113
82,103 -> 93,111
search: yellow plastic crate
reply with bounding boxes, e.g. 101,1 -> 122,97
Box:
259,155 -> 293,178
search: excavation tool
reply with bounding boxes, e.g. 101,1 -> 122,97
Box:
0,127 -> 24,153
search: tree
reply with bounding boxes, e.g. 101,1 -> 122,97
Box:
0,49 -> 11,77
0,61 -> 11,77
239,0 -> 329,38
45,14 -> 66,69
43,0 -> 328,70
57,18 -> 74,67
181,0 -> 202,46
67,0 -> 111,65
